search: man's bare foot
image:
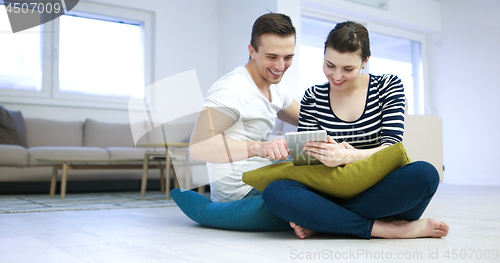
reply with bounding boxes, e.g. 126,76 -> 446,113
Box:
371,218 -> 449,239
290,222 -> 317,239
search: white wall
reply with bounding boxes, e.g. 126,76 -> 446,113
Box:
277,0 -> 302,102
216,0 -> 277,81
215,0 -> 303,102
301,0 -> 441,33
428,0 -> 500,185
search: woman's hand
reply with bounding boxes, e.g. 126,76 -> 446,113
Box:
303,135 -> 356,167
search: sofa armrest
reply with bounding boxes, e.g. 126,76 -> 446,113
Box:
0,145 -> 28,167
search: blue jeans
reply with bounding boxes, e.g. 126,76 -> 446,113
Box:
262,161 -> 440,239
243,187 -> 263,198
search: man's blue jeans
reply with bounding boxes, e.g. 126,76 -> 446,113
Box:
262,161 -> 440,239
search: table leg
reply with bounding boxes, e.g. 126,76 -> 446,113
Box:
198,185 -> 205,195
141,153 -> 150,198
165,151 -> 172,200
160,168 -> 165,194
173,168 -> 179,189
185,156 -> 190,190
49,165 -> 58,198
61,163 -> 69,200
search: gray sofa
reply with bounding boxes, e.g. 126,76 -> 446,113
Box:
0,104 -> 208,188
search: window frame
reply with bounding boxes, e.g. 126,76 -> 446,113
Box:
0,1 -> 154,110
301,8 -> 428,115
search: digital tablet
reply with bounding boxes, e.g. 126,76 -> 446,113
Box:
285,130 -> 327,166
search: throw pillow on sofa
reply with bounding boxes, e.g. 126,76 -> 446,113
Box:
242,142 -> 411,200
0,105 -> 27,147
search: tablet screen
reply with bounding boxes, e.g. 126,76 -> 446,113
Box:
285,130 -> 327,166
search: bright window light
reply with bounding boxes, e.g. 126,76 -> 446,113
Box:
369,57 -> 414,112
0,10 -> 42,91
59,15 -> 144,98
300,17 -> 336,90
300,45 -> 327,89
370,32 -> 416,114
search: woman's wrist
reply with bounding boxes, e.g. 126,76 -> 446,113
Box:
343,149 -> 363,165
345,145 -> 390,164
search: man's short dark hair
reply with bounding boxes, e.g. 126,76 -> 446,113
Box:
250,13 -> 296,51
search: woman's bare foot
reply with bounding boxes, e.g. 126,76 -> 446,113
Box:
290,222 -> 317,239
371,218 -> 449,239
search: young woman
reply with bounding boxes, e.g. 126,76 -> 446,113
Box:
262,21 -> 449,239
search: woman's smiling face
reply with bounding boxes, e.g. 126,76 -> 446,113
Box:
323,47 -> 366,91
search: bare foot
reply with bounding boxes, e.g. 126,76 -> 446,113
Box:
290,222 -> 317,239
371,218 -> 449,239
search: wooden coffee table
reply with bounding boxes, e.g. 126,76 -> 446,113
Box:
37,158 -> 165,200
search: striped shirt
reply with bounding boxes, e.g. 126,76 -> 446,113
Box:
298,74 -> 405,149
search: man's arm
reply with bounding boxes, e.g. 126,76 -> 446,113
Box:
277,100 -> 300,126
189,107 -> 290,163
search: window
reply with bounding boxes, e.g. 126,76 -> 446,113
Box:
300,17 -> 334,91
369,32 -> 422,114
300,15 -> 425,114
58,15 -> 144,98
0,2 -> 153,109
0,10 -> 42,91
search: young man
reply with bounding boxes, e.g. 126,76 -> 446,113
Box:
190,13 -> 300,202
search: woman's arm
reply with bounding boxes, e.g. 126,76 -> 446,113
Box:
379,75 -> 406,145
277,100 -> 300,126
297,86 -> 320,132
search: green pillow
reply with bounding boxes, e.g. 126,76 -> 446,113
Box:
242,142 -> 411,200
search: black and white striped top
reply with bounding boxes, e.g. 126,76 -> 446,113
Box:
298,74 -> 406,149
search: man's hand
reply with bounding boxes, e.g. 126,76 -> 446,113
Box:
249,139 -> 290,161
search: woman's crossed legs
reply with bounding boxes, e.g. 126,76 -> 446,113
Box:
262,161 -> 449,239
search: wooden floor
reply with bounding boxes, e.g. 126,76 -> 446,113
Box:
1,183 -> 499,263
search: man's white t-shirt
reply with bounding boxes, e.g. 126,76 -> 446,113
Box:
203,66 -> 292,202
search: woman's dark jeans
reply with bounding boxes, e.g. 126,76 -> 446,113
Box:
262,161 -> 440,239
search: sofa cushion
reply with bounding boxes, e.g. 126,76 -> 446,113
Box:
25,118 -> 83,147
83,119 -> 135,148
0,145 -> 28,166
0,105 -> 27,147
28,146 -> 109,166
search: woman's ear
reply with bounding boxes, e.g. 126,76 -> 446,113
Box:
362,57 -> 370,69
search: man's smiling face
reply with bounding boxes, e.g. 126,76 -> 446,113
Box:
249,33 -> 295,87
